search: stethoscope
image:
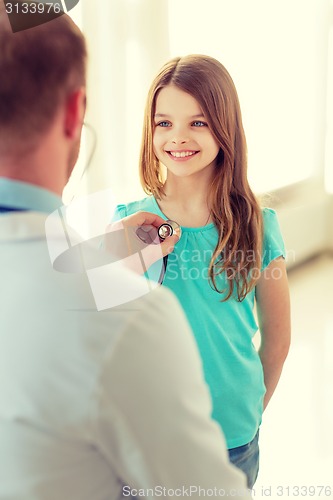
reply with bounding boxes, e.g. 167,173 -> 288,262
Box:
136,219 -> 182,284
157,220 -> 182,241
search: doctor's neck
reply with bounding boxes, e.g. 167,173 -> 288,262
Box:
0,107 -> 79,197
0,138 -> 69,197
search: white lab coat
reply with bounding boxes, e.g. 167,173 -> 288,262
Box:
0,212 -> 251,500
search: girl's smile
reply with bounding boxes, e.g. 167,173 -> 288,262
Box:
166,149 -> 199,160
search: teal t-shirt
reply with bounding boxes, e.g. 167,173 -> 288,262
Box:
112,196 -> 286,448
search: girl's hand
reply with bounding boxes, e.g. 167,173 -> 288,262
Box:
104,211 -> 179,274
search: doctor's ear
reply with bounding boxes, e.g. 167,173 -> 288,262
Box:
64,87 -> 86,138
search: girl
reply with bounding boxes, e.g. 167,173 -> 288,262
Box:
112,55 -> 291,488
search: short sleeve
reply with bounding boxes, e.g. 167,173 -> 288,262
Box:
110,204 -> 127,223
262,208 -> 286,270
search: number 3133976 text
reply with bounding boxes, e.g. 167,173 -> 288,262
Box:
5,3 -> 63,15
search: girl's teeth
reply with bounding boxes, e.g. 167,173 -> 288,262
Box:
170,151 -> 196,158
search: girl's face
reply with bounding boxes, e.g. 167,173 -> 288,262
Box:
153,85 -> 220,181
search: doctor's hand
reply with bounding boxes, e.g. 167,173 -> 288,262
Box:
104,211 -> 179,275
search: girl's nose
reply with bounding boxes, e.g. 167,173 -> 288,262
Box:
172,137 -> 187,144
171,130 -> 189,144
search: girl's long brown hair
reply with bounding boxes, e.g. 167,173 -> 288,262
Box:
139,54 -> 263,301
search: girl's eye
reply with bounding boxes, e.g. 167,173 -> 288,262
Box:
192,121 -> 207,127
156,121 -> 171,127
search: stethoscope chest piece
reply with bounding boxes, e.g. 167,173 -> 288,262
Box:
158,220 -> 182,240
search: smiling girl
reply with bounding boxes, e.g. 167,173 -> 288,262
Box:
111,55 -> 291,487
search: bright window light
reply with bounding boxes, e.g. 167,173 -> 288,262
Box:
168,0 -> 323,194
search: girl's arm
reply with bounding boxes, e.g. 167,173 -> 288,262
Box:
255,256 -> 291,410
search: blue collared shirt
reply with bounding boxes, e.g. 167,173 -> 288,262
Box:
0,178 -> 62,214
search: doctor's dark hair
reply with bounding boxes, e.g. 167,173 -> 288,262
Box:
139,54 -> 263,301
0,5 -> 86,155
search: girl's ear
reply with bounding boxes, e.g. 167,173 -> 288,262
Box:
64,88 -> 86,139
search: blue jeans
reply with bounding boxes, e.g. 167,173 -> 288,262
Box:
228,431 -> 259,489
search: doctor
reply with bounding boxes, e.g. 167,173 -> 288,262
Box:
0,4 -> 251,500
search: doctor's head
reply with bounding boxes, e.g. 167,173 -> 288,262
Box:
0,4 -> 87,189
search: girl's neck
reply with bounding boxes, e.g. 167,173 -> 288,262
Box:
158,177 -> 212,228
163,170 -> 212,203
